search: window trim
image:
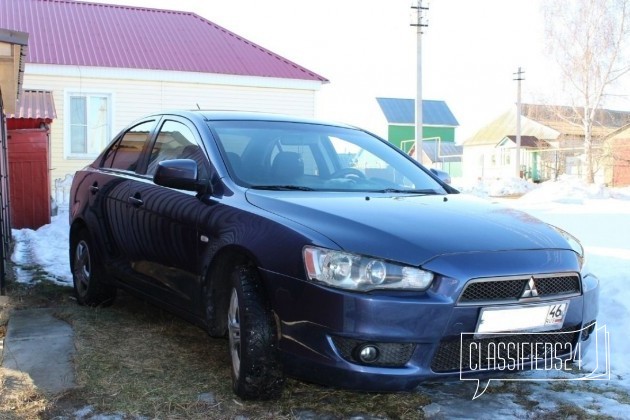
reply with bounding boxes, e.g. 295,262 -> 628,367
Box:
64,90 -> 114,160
101,119 -> 158,173
141,117 -> 210,179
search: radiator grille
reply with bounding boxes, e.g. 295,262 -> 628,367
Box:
459,275 -> 581,304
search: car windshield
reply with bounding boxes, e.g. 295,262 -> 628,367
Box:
209,120 -> 446,194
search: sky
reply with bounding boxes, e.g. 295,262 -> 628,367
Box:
11,177 -> 630,416
79,0 -> 629,141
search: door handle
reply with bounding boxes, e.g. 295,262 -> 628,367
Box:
128,196 -> 144,207
89,185 -> 99,194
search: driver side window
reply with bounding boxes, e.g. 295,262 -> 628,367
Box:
146,120 -> 208,180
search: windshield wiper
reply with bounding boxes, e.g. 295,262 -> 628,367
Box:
375,188 -> 444,195
250,185 -> 315,191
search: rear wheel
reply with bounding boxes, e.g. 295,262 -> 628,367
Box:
71,229 -> 116,306
227,264 -> 284,399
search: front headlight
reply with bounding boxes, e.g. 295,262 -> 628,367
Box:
303,246 -> 434,291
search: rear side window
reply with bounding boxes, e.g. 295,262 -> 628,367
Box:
102,120 -> 156,171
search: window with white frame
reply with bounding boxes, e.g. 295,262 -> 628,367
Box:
67,93 -> 111,157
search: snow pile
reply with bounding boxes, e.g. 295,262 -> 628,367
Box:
519,175 -> 611,204
11,214 -> 72,285
454,176 -> 538,197
609,185 -> 630,200
486,176 -> 538,197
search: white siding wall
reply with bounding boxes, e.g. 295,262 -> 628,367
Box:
23,66 -> 320,188
463,145 -> 537,180
462,146 -> 489,180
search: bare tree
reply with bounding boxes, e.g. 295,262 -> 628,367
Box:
543,0 -> 630,182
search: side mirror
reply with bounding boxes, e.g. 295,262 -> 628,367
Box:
154,159 -> 199,191
430,168 -> 451,184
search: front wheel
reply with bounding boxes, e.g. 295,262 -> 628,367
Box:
227,265 -> 284,399
71,229 -> 117,307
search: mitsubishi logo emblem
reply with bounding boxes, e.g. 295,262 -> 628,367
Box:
521,277 -> 539,298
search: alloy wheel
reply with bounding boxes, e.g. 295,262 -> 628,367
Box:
74,240 -> 91,295
228,288 -> 241,378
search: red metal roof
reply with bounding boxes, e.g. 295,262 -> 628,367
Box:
0,0 -> 327,82
7,90 -> 57,121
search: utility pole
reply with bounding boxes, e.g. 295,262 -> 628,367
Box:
514,67 -> 525,178
411,0 -> 428,163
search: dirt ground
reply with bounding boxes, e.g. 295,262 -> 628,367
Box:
0,279 -> 433,419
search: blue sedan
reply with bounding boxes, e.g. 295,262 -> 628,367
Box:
69,111 -> 598,399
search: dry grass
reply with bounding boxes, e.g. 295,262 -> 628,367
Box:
1,280 -> 431,419
0,280 -> 52,419
0,370 -> 48,419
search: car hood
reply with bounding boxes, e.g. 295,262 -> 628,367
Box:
245,190 -> 572,266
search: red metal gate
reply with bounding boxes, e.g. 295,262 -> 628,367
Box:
8,128 -> 51,229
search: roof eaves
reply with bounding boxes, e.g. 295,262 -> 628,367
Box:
6,89 -> 57,120
0,27 -> 28,109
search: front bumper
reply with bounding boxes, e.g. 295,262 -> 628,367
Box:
261,251 -> 599,391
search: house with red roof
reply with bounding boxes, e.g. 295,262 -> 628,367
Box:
0,0 -> 328,193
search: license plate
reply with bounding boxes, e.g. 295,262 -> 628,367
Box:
475,301 -> 569,336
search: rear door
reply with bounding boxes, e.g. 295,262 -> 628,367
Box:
85,119 -> 158,264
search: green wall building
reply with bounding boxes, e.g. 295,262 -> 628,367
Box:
376,98 -> 462,176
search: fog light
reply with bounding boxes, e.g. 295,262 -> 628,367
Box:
357,345 -> 379,363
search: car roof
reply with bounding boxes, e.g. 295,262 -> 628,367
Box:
154,110 -> 356,129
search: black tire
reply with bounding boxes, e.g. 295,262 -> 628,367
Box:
70,228 -> 117,307
227,264 -> 284,400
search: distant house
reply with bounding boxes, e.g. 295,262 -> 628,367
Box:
0,0 -> 328,195
463,104 -> 630,182
603,124 -> 630,187
375,97 -> 461,175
